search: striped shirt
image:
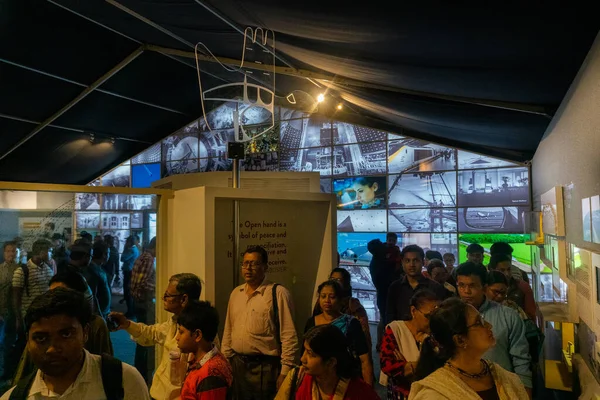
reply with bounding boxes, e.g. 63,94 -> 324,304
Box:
130,251 -> 155,302
12,259 -> 54,315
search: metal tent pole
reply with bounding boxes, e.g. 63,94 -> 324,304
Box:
0,46 -> 144,161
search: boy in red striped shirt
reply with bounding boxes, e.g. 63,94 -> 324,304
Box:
176,301 -> 233,400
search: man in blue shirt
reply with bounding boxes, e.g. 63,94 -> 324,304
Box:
455,261 -> 532,398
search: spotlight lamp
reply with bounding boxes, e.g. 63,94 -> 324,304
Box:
317,93 -> 325,103
89,133 -> 95,143
337,103 -> 343,110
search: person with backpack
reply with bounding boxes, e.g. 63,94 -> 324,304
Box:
1,288 -> 149,400
222,245 -> 300,400
11,240 -> 54,346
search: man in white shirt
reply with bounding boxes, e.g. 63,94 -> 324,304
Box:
1,287 -> 149,400
109,273 -> 214,400
222,245 -> 299,400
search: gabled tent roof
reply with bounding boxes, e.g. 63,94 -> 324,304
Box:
1,0 -> 598,183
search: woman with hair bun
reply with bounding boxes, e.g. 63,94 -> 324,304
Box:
409,298 -> 528,400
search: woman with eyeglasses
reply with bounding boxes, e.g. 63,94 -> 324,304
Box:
379,289 -> 439,399
408,297 -> 528,400
486,271 -> 543,367
313,268 -> 372,353
485,271 -> 528,319
304,280 -> 374,385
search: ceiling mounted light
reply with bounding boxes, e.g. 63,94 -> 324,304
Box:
317,93 -> 325,103
337,103 -> 343,110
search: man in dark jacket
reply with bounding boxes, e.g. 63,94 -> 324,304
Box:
368,232 -> 402,349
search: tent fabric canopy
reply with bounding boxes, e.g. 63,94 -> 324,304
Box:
0,0 -> 598,183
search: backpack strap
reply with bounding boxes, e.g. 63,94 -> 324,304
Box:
272,283 -> 281,347
8,370 -> 37,400
101,353 -> 124,400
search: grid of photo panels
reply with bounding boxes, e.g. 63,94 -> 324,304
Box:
84,101 -> 532,322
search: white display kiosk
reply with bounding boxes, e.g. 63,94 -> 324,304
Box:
155,172 -> 336,337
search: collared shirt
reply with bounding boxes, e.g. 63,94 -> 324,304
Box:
221,279 -> 299,375
130,251 -> 155,301
385,275 -> 447,323
0,350 -> 150,400
12,260 -> 53,316
0,261 -> 18,316
127,314 -> 222,400
479,299 -> 532,388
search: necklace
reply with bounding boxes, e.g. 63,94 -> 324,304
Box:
445,360 -> 489,379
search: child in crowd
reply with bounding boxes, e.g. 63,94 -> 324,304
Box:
176,301 -> 233,400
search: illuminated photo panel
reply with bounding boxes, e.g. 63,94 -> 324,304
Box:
332,143 -> 387,177
131,163 -> 161,188
458,206 -> 527,233
396,233 -> 458,262
592,196 -> 600,243
337,210 -> 387,232
457,150 -> 520,170
131,143 -> 161,164
333,122 -> 388,144
102,194 -> 130,211
320,179 -> 332,193
334,176 -> 387,210
388,209 -> 457,233
101,165 -> 130,188
388,172 -> 457,208
100,213 -> 131,230
582,198 -> 591,242
164,159 -> 199,177
458,233 -> 531,266
199,129 -> 231,158
76,212 -> 100,229
162,122 -> 200,163
457,167 -> 529,207
388,139 -> 456,173
75,193 -> 100,210
337,232 -> 386,268
242,152 -> 278,172
279,147 -> 332,176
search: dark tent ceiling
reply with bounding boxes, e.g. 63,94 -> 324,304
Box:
0,0 -> 598,183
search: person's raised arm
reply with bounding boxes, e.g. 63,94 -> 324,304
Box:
109,311 -> 169,347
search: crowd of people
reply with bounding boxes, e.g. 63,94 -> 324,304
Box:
0,229 -> 542,399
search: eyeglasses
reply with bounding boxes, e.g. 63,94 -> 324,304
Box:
241,261 -> 263,270
416,308 -> 433,320
467,314 -> 486,329
163,293 -> 183,301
